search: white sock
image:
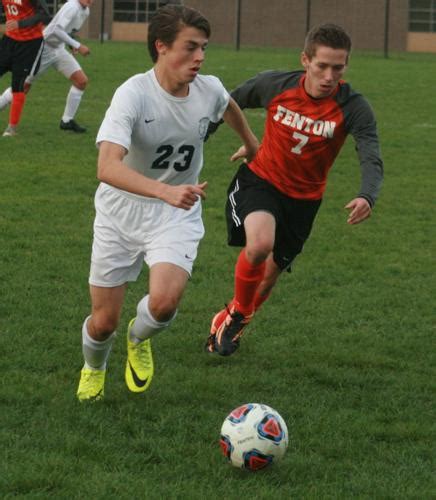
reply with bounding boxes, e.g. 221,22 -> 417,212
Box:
0,87 -> 13,111
62,86 -> 84,122
130,295 -> 177,344
82,316 -> 116,370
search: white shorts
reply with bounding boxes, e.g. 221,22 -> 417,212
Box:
27,45 -> 81,83
89,183 -> 205,287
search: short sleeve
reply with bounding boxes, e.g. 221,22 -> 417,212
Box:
96,83 -> 140,152
208,76 -> 230,123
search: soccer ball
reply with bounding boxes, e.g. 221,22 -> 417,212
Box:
220,403 -> 288,471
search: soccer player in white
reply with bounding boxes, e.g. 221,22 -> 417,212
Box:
0,0 -> 92,132
76,4 -> 259,401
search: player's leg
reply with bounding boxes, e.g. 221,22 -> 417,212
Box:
0,36 -> 13,111
3,38 -> 43,136
0,81 -> 32,111
78,183 -> 145,400
0,45 -> 52,111
59,56 -> 88,132
208,251 -> 281,355
77,284 -> 126,402
2,45 -> 55,111
234,211 -> 275,314
0,87 -> 13,111
132,263 -> 188,340
253,253 -> 282,311
213,211 -> 274,356
208,165 -> 279,355
125,201 -> 202,392
0,44 -> 52,111
125,264 -> 189,393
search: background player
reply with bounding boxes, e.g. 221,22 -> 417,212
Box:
76,4 -> 258,401
0,0 -> 50,136
205,23 -> 384,356
0,0 -> 92,133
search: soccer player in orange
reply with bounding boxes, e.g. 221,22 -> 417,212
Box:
0,0 -> 50,136
205,23 -> 384,356
0,0 -> 93,133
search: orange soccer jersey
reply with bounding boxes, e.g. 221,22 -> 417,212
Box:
2,0 -> 44,40
232,70 -> 383,205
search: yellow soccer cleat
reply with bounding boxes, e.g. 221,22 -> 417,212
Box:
125,318 -> 154,393
76,367 -> 106,402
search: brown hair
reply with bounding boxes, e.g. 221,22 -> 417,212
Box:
148,4 -> 211,63
304,23 -> 351,60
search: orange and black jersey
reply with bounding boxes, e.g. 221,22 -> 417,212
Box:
231,70 -> 383,206
1,0 -> 50,41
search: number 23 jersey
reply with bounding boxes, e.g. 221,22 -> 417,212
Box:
97,68 -> 229,191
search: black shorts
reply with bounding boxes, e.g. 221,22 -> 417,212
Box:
0,35 -> 44,91
225,164 -> 322,270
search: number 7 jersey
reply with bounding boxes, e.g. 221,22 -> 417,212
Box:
232,70 -> 383,206
96,69 -> 229,195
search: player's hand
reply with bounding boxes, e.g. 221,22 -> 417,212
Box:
230,140 -> 259,163
78,44 -> 90,56
162,181 -> 208,210
230,145 -> 247,162
6,20 -> 19,31
345,197 -> 371,224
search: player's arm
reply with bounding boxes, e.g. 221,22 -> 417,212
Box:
345,96 -> 384,224
206,71 -> 281,141
222,97 -> 259,162
205,74 -> 263,140
17,0 -> 51,28
46,5 -> 90,54
97,141 -> 207,210
51,25 -> 90,54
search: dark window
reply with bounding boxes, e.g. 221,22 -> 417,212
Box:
409,0 -> 436,32
113,0 -> 178,24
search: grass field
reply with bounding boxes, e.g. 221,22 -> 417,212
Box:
0,41 -> 435,498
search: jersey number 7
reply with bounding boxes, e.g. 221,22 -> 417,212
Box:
291,132 -> 309,155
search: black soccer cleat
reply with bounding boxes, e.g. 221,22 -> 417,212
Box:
205,306 -> 229,353
60,119 -> 86,133
214,307 -> 253,357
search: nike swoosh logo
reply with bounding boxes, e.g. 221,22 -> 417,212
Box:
128,361 -> 148,387
144,119 -> 155,123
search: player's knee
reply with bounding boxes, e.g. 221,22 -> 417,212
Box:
245,240 -> 273,264
91,313 -> 119,338
75,80 -> 87,91
72,73 -> 88,91
148,295 -> 178,323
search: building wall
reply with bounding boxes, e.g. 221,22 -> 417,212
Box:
79,0 -> 436,53
188,0 -> 408,51
407,32 -> 436,53
80,0 -> 114,41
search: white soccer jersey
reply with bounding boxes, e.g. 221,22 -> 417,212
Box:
43,0 -> 90,50
96,69 -> 230,191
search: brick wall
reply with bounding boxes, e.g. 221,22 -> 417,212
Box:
79,0 -> 413,52
188,0 -> 408,52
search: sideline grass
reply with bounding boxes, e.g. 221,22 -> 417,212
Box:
0,42 -> 434,498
